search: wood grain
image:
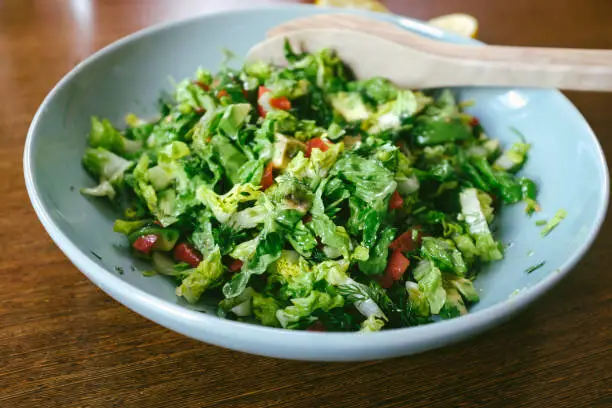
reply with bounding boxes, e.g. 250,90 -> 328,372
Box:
0,1 -> 610,407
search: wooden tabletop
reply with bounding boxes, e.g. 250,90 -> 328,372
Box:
1,1 -> 611,406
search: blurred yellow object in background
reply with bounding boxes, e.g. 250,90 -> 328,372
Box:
314,0 -> 390,13
313,2 -> 478,39
428,13 -> 479,38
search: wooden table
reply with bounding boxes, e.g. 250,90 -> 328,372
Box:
1,1 -> 610,406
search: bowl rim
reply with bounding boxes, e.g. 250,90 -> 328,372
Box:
23,4 -> 610,359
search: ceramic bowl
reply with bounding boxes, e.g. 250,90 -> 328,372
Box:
24,5 -> 608,361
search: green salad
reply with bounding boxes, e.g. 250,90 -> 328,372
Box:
81,41 -> 539,332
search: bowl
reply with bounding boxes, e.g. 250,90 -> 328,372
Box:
24,5 -> 609,361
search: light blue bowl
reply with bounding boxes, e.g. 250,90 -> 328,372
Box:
24,5 -> 609,361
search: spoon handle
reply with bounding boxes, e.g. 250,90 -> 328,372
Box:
264,14 -> 612,91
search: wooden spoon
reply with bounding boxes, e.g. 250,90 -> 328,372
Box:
247,14 -> 612,91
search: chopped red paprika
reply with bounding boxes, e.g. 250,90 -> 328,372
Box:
227,258 -> 244,273
305,137 -> 330,158
133,234 -> 158,254
257,86 -> 272,117
261,161 -> 275,190
378,274 -> 395,289
257,104 -> 267,118
258,85 -> 271,98
389,228 -> 422,252
469,116 -> 479,127
388,190 -> 404,210
385,249 -> 410,281
218,89 -> 229,98
306,321 -> 326,332
269,96 -> 291,110
173,243 -> 202,268
192,80 -> 209,91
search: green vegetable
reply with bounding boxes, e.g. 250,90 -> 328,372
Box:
493,141 -> 530,172
358,227 -> 396,275
196,183 -> 261,223
412,260 -> 446,314
440,287 -> 468,319
223,232 -> 283,298
269,250 -> 314,298
421,237 -> 468,276
333,154 -> 397,205
459,188 -> 503,262
81,44 -> 539,331
348,77 -> 398,104
413,118 -> 472,146
113,219 -> 149,235
540,209 -> 567,237
448,278 -> 480,303
218,103 -> 251,140
276,290 -> 345,329
519,177 -> 540,215
525,261 -> 546,274
88,117 -> 142,155
271,134 -> 306,170
405,281 -> 430,317
127,225 -> 180,251
81,147 -> 134,200
210,135 -> 249,185
175,247 -> 223,303
360,315 -> 386,332
329,92 -> 371,122
252,292 -> 281,327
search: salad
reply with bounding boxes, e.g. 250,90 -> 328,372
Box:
81,42 -> 539,332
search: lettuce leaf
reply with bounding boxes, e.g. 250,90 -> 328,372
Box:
252,292 -> 281,327
421,237 -> 468,276
222,232 -> 283,298
88,117 -> 142,156
175,246 -> 224,304
459,188 -> 503,262
309,179 -> 350,257
358,227 -> 396,276
276,290 -> 344,329
412,260 -> 446,314
360,315 -> 386,332
196,182 -> 261,223
333,154 -> 397,206
269,250 -> 314,298
209,135 -> 248,185
329,92 -> 371,122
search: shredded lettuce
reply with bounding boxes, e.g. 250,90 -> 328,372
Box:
252,292 -> 281,327
196,183 -> 261,223
81,44 -> 539,332
175,247 -> 223,304
459,188 -> 503,262
330,92 -> 371,122
276,290 -> 344,329
494,141 -> 530,173
421,237 -> 468,277
540,209 -> 567,237
413,260 -> 446,314
88,117 -> 142,155
360,315 -> 386,332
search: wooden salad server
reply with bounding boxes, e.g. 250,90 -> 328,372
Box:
247,14 -> 612,91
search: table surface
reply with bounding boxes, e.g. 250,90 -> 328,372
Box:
1,1 -> 611,406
